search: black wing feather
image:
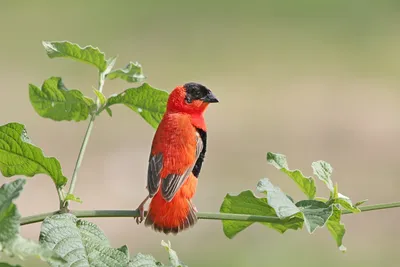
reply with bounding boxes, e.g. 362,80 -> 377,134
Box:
147,153 -> 163,197
192,128 -> 207,178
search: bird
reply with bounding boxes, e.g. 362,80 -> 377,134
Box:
135,82 -> 219,234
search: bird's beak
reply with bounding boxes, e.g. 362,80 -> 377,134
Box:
202,91 -> 219,103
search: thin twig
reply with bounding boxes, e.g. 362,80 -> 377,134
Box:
19,201 -> 400,226
64,71 -> 106,208
66,115 -> 95,200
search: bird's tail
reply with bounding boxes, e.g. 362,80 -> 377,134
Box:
144,191 -> 197,234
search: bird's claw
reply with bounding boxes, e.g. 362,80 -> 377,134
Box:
135,205 -> 145,224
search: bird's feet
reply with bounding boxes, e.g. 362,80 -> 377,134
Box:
135,204 -> 145,224
135,195 -> 150,224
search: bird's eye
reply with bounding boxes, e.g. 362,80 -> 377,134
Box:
185,96 -> 192,104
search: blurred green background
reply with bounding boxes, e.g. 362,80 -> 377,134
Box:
1,0 -> 400,266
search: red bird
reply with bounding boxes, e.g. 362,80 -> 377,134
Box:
136,82 -> 218,234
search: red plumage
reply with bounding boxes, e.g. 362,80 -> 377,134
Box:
138,83 -> 218,234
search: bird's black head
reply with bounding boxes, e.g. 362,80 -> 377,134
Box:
183,82 -> 219,104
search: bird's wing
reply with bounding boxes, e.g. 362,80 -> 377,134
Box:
147,131 -> 203,201
147,153 -> 163,197
161,133 -> 203,201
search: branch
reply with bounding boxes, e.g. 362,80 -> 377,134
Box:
20,201 -> 400,226
66,115 -> 95,199
64,71 -> 106,208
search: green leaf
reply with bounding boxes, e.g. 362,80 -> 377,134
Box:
314,197 -> 329,202
312,161 -> 360,213
0,263 -> 22,267
104,56 -> 118,76
0,179 -> 25,243
256,178 -> 300,219
0,179 -> 63,263
296,200 -> 333,234
93,89 -> 107,107
331,194 -> 360,213
220,191 -> 303,239
40,213 -> 134,266
267,152 -> 316,199
64,193 -> 82,204
311,160 -> 334,192
106,61 -> 145,83
77,220 -> 109,246
105,107 -> 113,117
354,199 -> 368,207
332,183 -> 339,199
0,123 -> 67,187
161,240 -> 186,267
3,235 -> 64,264
106,83 -> 169,128
117,245 -> 129,258
327,205 -> 346,252
326,183 -> 360,213
130,253 -> 162,267
42,41 -> 107,72
29,77 -> 95,122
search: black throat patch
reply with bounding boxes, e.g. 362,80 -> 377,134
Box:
192,128 -> 207,178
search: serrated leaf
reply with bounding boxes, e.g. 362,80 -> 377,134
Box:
256,178 -> 300,219
42,41 -> 107,72
64,193 -> 82,203
117,245 -> 129,258
29,77 -> 94,122
105,107 -> 113,117
0,180 -> 64,263
3,235 -> 64,264
93,89 -> 107,106
40,213 -> 133,266
75,219 -> 109,246
0,123 -> 67,187
0,179 -> 25,243
106,61 -> 145,83
312,160 -> 334,192
130,253 -> 163,267
296,200 -> 333,233
220,190 -> 304,239
327,205 -> 346,252
267,152 -> 316,199
161,240 -> 186,267
106,83 -> 169,128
